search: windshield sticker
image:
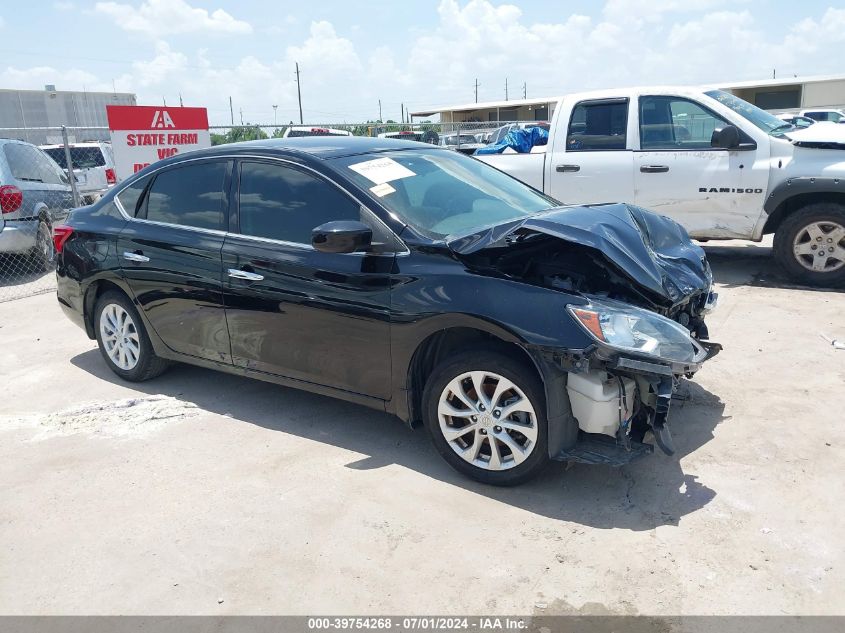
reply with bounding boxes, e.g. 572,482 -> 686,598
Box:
369,182 -> 396,197
348,157 -> 415,184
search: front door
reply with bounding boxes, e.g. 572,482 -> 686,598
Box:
633,95 -> 768,239
546,97 -> 634,205
222,159 -> 394,399
117,159 -> 233,363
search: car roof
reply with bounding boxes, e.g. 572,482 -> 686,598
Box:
188,136 -> 439,160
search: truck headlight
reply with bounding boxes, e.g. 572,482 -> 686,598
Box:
568,299 -> 698,363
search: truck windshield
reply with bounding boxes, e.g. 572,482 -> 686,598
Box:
704,90 -> 793,136
334,149 -> 556,238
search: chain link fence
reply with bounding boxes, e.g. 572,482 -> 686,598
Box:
0,126 -> 109,302
0,119 -> 538,302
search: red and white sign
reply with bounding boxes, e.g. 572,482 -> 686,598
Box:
106,105 -> 211,180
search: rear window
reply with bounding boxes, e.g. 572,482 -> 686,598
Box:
3,143 -> 67,185
43,146 -> 106,169
143,161 -> 229,230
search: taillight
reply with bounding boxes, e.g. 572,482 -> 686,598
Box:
53,225 -> 74,253
0,184 -> 23,214
105,168 -> 116,185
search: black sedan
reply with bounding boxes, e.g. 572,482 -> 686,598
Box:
54,137 -> 719,485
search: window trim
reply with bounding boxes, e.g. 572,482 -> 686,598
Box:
565,97 -> 630,153
111,153 -> 409,254
636,95 -> 740,152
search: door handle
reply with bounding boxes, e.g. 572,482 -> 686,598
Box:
556,164 -> 580,172
640,165 -> 670,173
228,268 -> 264,282
122,251 -> 150,263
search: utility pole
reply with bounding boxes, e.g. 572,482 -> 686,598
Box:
378,99 -> 382,122
239,108 -> 243,126
401,102 -> 405,124
505,78 -> 508,101
272,104 -> 278,126
773,68 -> 776,79
474,78 -> 479,103
163,96 -> 167,106
229,96 -> 234,125
522,82 -> 526,99
179,93 -> 183,107
295,62 -> 303,124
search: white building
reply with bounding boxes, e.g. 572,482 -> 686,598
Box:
0,86 -> 137,145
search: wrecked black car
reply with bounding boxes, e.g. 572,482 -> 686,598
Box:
55,137 -> 720,486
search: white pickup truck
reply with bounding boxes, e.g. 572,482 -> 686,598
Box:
477,86 -> 845,285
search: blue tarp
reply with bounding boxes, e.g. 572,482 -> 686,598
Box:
474,126 -> 549,155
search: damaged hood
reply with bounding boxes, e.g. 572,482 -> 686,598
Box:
447,203 -> 712,306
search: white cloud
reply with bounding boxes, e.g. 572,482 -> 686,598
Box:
95,0 -> 252,36
53,1 -> 75,10
0,65 -> 99,90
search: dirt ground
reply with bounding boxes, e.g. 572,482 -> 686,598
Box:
1,239 -> 843,616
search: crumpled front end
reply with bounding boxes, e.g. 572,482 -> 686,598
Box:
447,203 -> 722,465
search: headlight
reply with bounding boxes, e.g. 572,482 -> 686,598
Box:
568,299 -> 698,363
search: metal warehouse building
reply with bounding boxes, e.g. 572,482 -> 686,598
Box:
0,86 -> 137,145
410,74 -> 845,124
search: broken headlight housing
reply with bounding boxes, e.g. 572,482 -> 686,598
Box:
568,298 -> 699,363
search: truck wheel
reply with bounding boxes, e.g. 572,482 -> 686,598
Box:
422,349 -> 548,486
773,203 -> 845,286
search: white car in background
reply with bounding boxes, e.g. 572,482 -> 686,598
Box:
282,126 -> 352,138
41,141 -> 117,204
775,113 -> 816,128
438,132 -> 485,154
799,109 -> 845,123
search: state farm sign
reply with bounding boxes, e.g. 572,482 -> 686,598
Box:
106,105 -> 211,180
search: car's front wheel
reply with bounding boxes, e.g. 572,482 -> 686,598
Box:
423,349 -> 548,486
94,291 -> 169,382
30,220 -> 55,272
774,203 -> 845,286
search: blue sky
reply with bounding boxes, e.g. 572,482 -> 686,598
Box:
1,0 -> 843,124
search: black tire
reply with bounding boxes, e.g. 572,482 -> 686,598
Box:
773,203 -> 845,286
30,220 -> 56,273
94,290 -> 170,382
422,348 -> 548,486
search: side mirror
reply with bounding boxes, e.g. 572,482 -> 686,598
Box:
312,220 -> 372,254
711,125 -> 740,149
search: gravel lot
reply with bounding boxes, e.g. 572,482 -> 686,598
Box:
1,239 -> 843,616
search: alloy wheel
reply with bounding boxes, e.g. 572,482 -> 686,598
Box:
437,370 -> 538,471
792,220 -> 845,272
99,303 -> 141,371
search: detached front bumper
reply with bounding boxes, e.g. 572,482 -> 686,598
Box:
539,336 -> 721,467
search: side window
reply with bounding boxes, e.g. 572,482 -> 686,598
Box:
3,143 -> 66,185
238,162 -> 360,244
566,100 -> 628,151
144,161 -> 229,230
116,175 -> 151,217
640,96 -> 730,149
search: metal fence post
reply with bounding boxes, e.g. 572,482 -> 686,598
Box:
61,126 -> 81,207
457,122 -> 461,152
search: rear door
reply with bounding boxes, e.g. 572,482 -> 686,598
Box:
222,159 -> 394,399
633,95 -> 767,239
546,98 -> 634,204
116,159 -> 233,363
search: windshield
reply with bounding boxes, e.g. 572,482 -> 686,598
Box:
704,90 -> 793,135
334,149 -> 556,238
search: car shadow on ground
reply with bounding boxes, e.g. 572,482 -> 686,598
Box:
71,348 -> 728,531
703,242 -> 844,292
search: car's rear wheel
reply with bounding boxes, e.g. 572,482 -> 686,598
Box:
774,203 -> 845,286
423,349 -> 548,486
94,291 -> 169,382
31,220 -> 55,272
